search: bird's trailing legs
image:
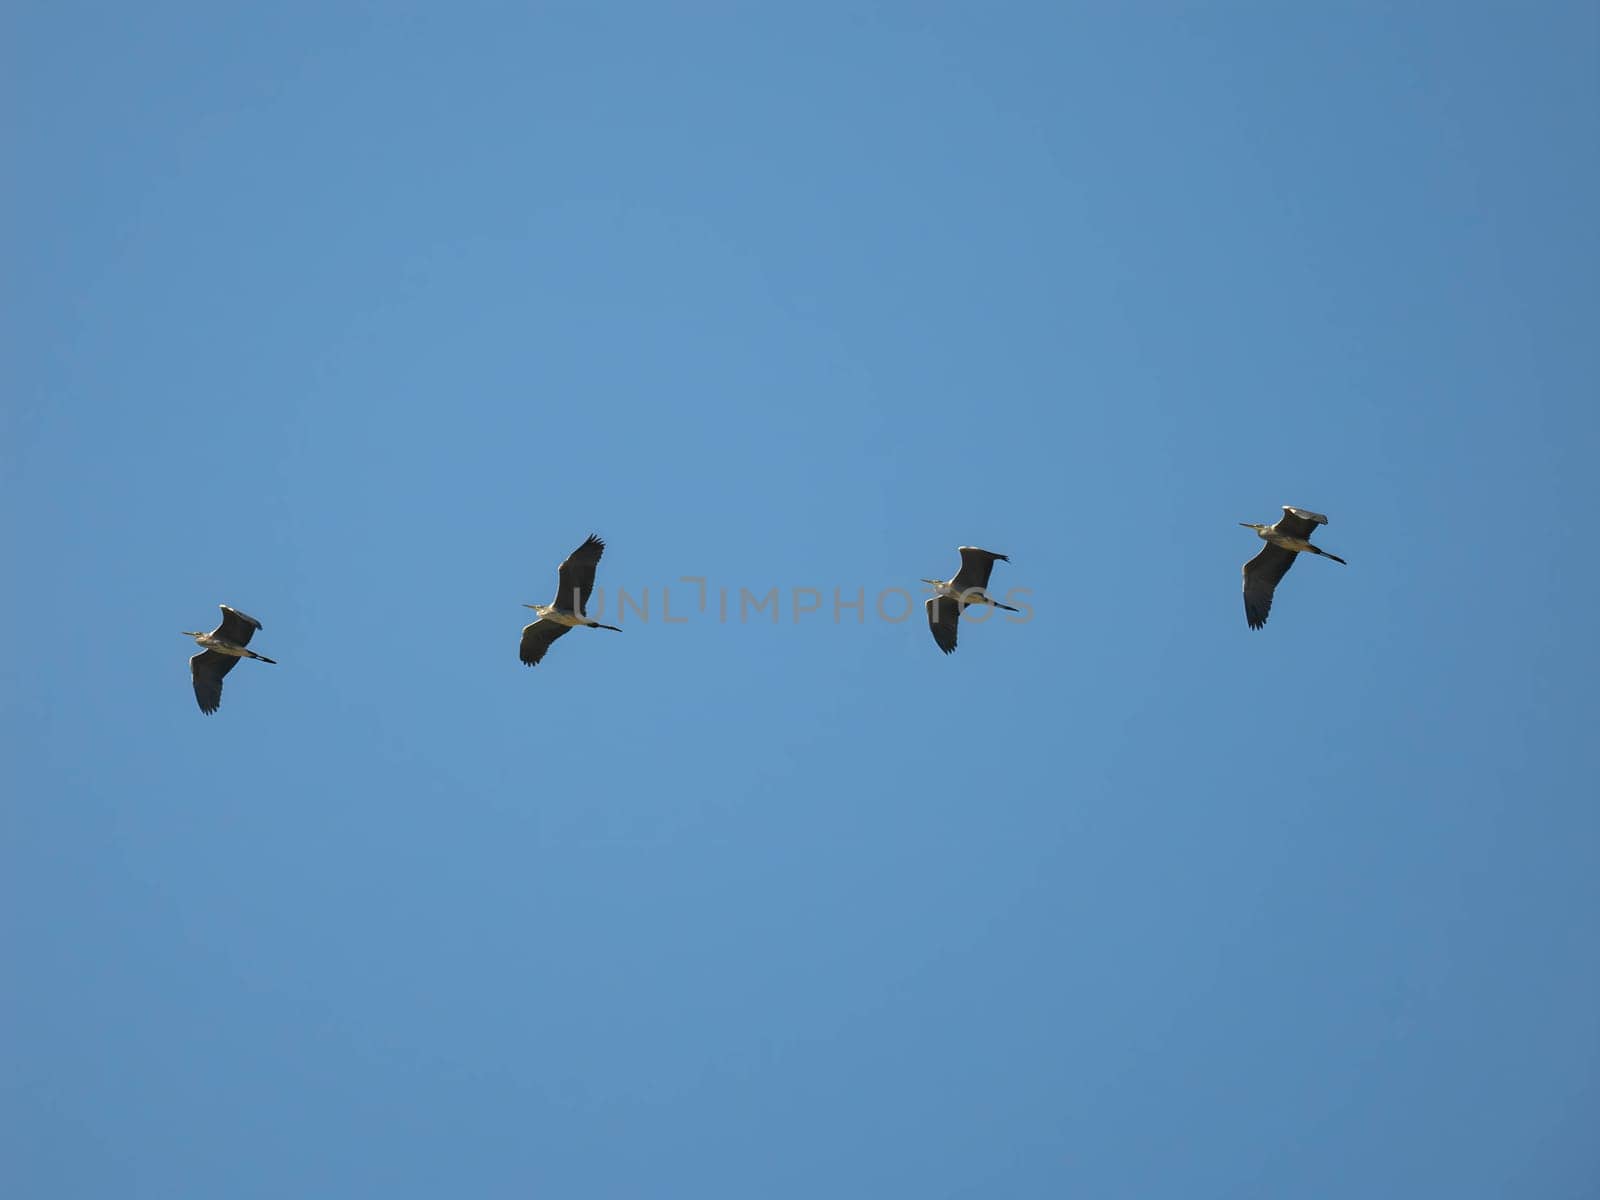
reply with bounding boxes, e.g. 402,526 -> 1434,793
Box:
957,588 -> 1019,613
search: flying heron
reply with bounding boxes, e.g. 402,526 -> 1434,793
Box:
182,605 -> 277,714
922,546 -> 1019,655
1240,506 -> 1347,630
520,533 -> 623,666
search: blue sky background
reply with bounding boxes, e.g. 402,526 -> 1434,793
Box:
5,2 -> 1598,1196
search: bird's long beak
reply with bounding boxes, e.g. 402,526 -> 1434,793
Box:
1238,523 -> 1254,528
522,604 -> 538,610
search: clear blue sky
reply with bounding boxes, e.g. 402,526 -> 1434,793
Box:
5,3 -> 1598,1196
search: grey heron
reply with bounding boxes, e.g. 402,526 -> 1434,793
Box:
182,605 -> 277,714
922,546 -> 1019,655
1240,506 -> 1347,630
520,533 -> 622,666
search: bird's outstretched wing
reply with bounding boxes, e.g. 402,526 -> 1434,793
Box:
552,534 -> 606,612
927,596 -> 961,654
520,619 -> 572,666
950,547 -> 1008,593
1273,507 -> 1327,541
191,650 -> 240,714
213,605 -> 262,646
1242,543 -> 1299,630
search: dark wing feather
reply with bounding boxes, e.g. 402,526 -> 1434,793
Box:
213,605 -> 261,646
951,547 -> 1009,593
552,534 -> 606,612
1272,507 -> 1326,541
1242,543 -> 1299,630
520,619 -> 571,666
927,596 -> 961,654
191,650 -> 240,714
